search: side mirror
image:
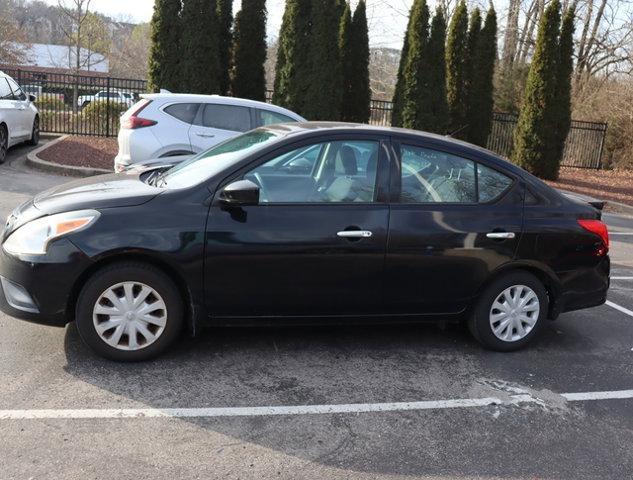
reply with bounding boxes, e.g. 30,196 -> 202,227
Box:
28,94 -> 37,103
219,179 -> 260,207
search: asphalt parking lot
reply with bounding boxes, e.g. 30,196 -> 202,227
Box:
1,143 -> 633,479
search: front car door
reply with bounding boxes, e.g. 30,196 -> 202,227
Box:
384,139 -> 524,315
5,78 -> 32,139
204,134 -> 391,318
0,78 -> 27,142
189,103 -> 251,152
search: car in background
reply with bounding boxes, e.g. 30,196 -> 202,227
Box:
0,71 -> 40,163
21,85 -> 65,104
77,89 -> 136,109
113,94 -> 306,173
0,123 -> 610,361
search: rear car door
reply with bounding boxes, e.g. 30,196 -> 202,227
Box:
384,140 -> 524,315
205,134 -> 391,318
189,103 -> 251,152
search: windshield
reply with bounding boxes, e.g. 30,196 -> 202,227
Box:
159,129 -> 282,189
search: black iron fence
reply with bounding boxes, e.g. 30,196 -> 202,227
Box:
4,68 -> 607,169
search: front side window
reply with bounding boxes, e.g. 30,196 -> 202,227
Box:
400,145 -> 476,203
244,140 -> 380,203
256,109 -> 296,127
164,103 -> 199,124
6,78 -> 25,100
199,104 -> 251,132
0,79 -> 12,100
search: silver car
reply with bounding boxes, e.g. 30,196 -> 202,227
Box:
0,71 -> 39,163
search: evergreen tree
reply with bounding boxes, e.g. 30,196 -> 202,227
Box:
445,0 -> 469,138
217,0 -> 233,95
273,0 -> 312,115
512,0 -> 562,179
400,0 -> 431,130
551,4 -> 576,169
339,3 -> 354,121
147,0 -> 182,93
391,8 -> 414,127
467,7 -> 497,147
231,0 -> 267,101
349,0 -> 371,123
425,7 -> 448,133
302,0 -> 342,120
180,0 -> 220,94
464,8 -> 481,140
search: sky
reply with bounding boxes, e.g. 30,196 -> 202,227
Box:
45,0 -> 431,49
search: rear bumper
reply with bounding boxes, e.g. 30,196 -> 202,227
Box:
557,255 -> 610,316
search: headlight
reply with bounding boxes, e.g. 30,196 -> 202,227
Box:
2,210 -> 100,256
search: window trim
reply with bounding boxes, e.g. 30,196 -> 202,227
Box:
193,102 -> 253,132
391,137 -> 518,207
211,133 -> 393,207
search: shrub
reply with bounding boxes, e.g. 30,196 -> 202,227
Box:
80,101 -> 128,135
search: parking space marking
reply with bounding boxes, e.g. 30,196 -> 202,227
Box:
606,300 -> 633,318
1,388 -> 632,420
611,232 -> 633,235
612,277 -> 633,280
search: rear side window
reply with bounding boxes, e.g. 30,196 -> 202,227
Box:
256,109 -> 295,126
164,103 -> 199,124
478,164 -> 513,202
0,79 -> 12,99
6,78 -> 25,100
400,145 -> 476,203
199,103 -> 251,132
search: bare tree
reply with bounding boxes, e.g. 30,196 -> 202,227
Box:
502,0 -> 522,68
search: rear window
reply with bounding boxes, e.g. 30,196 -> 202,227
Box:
198,103 -> 251,132
164,103 -> 199,124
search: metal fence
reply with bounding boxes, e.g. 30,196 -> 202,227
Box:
4,68 -> 608,169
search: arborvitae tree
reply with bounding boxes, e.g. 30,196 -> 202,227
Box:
467,7 -> 497,147
464,8 -> 481,139
426,7 -> 448,133
349,0 -> 371,123
180,0 -> 220,94
400,0 -> 431,130
339,3 -> 354,121
551,4 -> 576,169
231,0 -> 267,101
216,0 -> 233,95
512,0 -> 562,179
445,0 -> 469,138
391,9 -> 414,127
147,0 -> 182,92
273,0 -> 312,115
302,0 -> 342,120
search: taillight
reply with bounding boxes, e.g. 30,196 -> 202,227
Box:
121,99 -> 157,129
578,219 -> 609,255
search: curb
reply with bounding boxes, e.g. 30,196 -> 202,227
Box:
26,135 -> 111,177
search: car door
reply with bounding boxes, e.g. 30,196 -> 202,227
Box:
0,78 -> 26,141
384,140 -> 524,315
189,103 -> 251,153
204,135 -> 391,318
5,78 -> 32,138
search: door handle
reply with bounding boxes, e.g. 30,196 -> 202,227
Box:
195,133 -> 215,138
337,230 -> 372,238
486,232 -> 515,239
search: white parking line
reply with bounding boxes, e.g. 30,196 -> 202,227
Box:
606,300 -> 633,318
612,277 -> 633,280
610,232 -> 633,235
1,389 -> 632,420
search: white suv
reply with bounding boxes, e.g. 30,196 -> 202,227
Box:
0,71 -> 40,164
114,94 -> 305,172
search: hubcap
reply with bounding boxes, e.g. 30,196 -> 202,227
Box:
92,282 -> 167,351
489,284 -> 540,342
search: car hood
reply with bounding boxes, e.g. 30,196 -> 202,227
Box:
33,173 -> 161,215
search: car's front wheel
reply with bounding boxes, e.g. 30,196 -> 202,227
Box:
28,116 -> 39,146
75,262 -> 184,361
0,124 -> 7,164
468,271 -> 548,351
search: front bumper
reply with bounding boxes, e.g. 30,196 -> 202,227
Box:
0,238 -> 92,327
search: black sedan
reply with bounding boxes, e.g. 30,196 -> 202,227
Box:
0,123 -> 610,361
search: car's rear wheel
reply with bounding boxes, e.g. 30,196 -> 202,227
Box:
75,262 -> 184,361
468,271 -> 548,351
28,116 -> 39,146
0,124 -> 7,164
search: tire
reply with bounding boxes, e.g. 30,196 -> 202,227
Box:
0,124 -> 7,164
75,262 -> 184,361
468,271 -> 548,352
27,116 -> 39,146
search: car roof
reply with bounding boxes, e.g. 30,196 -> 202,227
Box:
142,93 -> 305,121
